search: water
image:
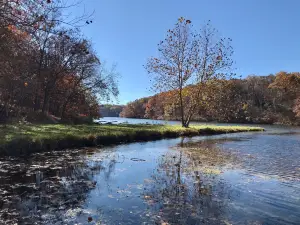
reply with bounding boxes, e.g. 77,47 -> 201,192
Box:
96,117 -> 170,125
0,119 -> 300,224
97,117 -> 266,126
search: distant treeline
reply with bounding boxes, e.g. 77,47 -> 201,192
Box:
100,105 -> 124,117
120,72 -> 300,125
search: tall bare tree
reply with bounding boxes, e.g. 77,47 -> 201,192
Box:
145,17 -> 198,127
145,17 -> 233,127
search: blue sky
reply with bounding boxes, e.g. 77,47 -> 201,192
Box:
71,0 -> 300,104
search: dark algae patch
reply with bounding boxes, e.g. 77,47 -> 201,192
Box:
0,126 -> 299,224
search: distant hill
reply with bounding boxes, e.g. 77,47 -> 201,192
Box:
119,73 -> 300,125
99,104 -> 125,117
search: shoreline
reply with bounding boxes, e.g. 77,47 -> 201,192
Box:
0,124 -> 264,156
114,117 -> 300,126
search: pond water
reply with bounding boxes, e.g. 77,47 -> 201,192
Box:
0,119 -> 300,224
97,117 -> 263,126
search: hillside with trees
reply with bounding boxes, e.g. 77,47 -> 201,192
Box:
120,73 -> 300,125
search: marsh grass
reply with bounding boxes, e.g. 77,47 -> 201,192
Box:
0,124 -> 264,156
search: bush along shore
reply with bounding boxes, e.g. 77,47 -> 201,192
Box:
0,124 -> 264,156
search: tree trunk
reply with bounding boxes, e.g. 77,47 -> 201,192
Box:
60,101 -> 68,119
42,89 -> 49,113
183,85 -> 201,128
179,88 -> 186,127
34,90 -> 40,111
185,113 -> 193,128
60,92 -> 74,119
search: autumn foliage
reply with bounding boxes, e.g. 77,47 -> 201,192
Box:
0,0 -> 118,123
121,72 -> 300,125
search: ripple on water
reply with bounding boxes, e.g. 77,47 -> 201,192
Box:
0,128 -> 299,224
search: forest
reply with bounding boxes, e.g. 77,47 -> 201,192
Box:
0,0 -> 118,124
120,72 -> 300,125
1,2 -> 300,127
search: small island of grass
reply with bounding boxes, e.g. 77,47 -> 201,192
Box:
0,124 -> 264,156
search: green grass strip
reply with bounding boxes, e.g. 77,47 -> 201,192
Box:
0,124 -> 264,156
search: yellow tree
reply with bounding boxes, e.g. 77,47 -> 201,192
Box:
269,71 -> 300,118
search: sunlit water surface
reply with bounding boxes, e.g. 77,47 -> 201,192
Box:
0,119 -> 299,224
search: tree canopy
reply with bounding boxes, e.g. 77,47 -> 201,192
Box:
0,0 -> 118,123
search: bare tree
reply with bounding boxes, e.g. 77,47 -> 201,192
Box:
184,21 -> 234,126
145,17 -> 199,127
145,17 -> 233,127
0,0 -> 93,32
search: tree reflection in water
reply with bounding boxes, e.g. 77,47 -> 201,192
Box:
142,137 -> 238,225
2,135 -> 298,224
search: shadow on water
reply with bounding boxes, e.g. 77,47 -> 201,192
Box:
0,126 -> 300,224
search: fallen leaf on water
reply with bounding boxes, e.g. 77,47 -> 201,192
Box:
203,168 -> 221,175
223,220 -> 232,225
161,222 -> 170,225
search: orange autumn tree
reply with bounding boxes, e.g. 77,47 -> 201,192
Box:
145,17 -> 233,127
0,1 -> 118,123
293,98 -> 300,117
269,71 -> 300,118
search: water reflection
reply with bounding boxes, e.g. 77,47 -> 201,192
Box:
0,129 -> 300,224
142,149 -> 229,224
0,150 -> 118,224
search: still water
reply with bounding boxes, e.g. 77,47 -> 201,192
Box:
0,118 -> 300,224
96,117 -> 261,126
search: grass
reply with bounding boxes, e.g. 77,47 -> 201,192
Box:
0,124 -> 264,156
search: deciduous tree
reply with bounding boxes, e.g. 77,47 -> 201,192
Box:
145,17 -> 233,127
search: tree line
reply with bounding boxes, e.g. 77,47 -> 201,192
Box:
120,72 -> 300,125
99,104 -> 124,117
121,18 -> 300,126
0,0 -> 118,123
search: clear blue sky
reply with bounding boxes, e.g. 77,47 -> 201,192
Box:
71,0 -> 300,104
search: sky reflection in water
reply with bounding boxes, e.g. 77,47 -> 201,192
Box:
0,125 -> 300,224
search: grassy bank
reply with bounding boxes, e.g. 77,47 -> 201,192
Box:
0,124 -> 264,156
